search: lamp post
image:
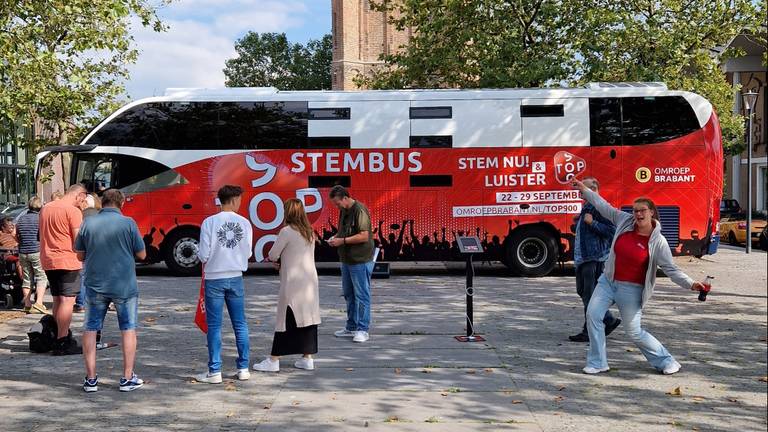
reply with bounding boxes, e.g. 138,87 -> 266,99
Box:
742,90 -> 758,254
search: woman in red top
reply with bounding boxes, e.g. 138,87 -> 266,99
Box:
572,179 -> 706,375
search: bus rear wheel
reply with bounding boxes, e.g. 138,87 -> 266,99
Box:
163,228 -> 202,276
505,226 -> 558,277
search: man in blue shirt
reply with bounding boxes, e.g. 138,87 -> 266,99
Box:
74,189 -> 146,392
569,177 -> 621,342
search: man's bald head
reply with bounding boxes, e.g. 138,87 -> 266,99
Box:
65,183 -> 87,207
66,184 -> 86,195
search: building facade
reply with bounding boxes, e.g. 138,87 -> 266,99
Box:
0,118 -> 34,206
722,33 -> 767,212
331,0 -> 411,90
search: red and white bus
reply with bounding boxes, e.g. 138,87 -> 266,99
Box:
36,82 -> 723,276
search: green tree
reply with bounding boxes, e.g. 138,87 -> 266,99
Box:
362,0 -> 764,155
360,0 -> 578,89
0,0 -> 169,156
223,32 -> 332,90
571,0 -> 764,154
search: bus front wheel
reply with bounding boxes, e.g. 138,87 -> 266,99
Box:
163,228 -> 202,276
505,226 -> 558,277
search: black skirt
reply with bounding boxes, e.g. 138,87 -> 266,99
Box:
270,307 -> 318,356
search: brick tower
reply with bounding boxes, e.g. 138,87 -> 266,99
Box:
331,0 -> 411,90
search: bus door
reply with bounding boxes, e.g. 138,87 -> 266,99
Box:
35,145 -> 96,200
587,97 -> 623,198
72,152 -> 153,233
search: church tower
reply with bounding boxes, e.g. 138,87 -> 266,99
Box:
331,0 -> 411,90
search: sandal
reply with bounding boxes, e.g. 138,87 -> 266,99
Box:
31,304 -> 48,314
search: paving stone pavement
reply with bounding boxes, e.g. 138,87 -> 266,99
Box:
0,247 -> 766,431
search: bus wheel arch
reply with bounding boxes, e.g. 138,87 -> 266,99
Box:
504,223 -> 559,277
161,225 -> 202,276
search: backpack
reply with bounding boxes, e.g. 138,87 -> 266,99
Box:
28,314 -> 58,353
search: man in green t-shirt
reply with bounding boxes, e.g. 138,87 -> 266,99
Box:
327,185 -> 375,343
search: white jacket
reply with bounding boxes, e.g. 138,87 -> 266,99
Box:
198,211 -> 253,280
583,189 -> 694,308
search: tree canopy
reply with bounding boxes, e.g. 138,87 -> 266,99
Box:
362,0 -> 766,154
0,0 -> 169,155
223,32 -> 332,90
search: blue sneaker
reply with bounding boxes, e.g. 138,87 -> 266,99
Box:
83,376 -> 98,393
119,373 -> 144,392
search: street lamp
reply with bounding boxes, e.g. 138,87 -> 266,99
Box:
742,90 -> 758,254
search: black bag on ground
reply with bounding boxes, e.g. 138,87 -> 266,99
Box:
28,315 -> 58,353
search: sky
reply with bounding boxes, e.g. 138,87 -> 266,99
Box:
124,0 -> 331,100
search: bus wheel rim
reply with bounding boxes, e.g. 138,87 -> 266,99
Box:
516,238 -> 547,269
174,237 -> 199,267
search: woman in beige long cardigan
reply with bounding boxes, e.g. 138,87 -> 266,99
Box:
253,199 -> 321,372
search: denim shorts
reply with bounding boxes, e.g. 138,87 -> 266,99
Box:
84,288 -> 139,331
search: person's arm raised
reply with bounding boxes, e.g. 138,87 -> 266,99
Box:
571,179 -> 629,227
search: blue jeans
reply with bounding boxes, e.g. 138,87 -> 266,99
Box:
576,261 -> 617,334
586,275 -> 675,371
341,261 -> 374,332
75,268 -> 86,307
204,276 -> 250,373
84,288 -> 138,331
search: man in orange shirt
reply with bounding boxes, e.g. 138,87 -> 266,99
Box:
40,184 -> 87,356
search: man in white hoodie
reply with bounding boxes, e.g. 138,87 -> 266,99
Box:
195,185 -> 253,383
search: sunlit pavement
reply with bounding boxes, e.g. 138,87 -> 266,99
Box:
0,248 -> 766,431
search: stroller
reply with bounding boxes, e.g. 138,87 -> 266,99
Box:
0,248 -> 23,309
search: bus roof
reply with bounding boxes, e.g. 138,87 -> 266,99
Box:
160,82 -> 678,102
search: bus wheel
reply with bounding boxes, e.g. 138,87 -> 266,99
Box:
506,226 -> 558,277
163,228 -> 202,276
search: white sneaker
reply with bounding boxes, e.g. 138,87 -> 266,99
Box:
252,358 -> 280,372
334,329 -> 355,338
194,371 -> 222,384
662,361 -> 681,375
582,366 -> 610,375
295,357 -> 315,370
353,331 -> 369,343
236,368 -> 251,380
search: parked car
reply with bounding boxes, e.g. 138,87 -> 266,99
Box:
720,212 -> 768,246
719,199 -> 742,219
759,225 -> 768,251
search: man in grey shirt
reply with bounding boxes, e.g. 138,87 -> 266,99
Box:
75,189 -> 146,393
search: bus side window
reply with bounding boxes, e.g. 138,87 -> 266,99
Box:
307,137 -> 351,149
219,101 -> 308,150
88,105 -> 161,148
621,96 -> 700,145
409,136 -> 453,148
74,156 -> 112,193
588,98 -> 622,147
